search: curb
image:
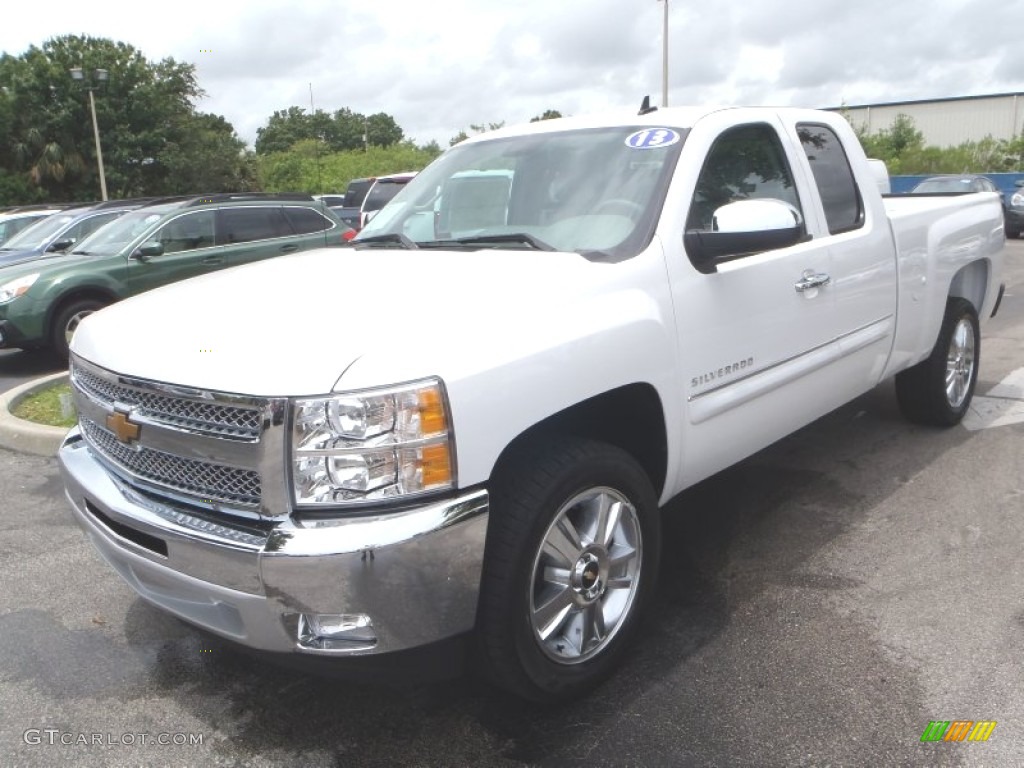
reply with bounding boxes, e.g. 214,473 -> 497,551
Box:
0,371 -> 72,457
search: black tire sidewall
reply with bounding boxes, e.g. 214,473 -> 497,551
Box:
932,299 -> 980,424
52,299 -> 104,360
898,297 -> 980,426
480,439 -> 661,700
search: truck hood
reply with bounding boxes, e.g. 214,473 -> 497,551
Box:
71,247 -> 630,396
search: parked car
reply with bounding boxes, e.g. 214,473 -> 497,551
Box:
1008,180 -> 1024,239
0,193 -> 347,360
0,206 -> 68,246
0,200 -> 148,267
312,194 -> 348,208
911,175 -> 1015,236
333,172 -> 417,231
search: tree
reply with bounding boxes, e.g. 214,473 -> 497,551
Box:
158,113 -> 258,194
0,35 -> 252,203
255,106 -> 404,155
449,121 -> 505,146
530,109 -> 563,122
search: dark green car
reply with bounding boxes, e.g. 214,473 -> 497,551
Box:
0,194 -> 347,360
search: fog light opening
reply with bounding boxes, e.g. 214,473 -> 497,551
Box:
297,613 -> 377,651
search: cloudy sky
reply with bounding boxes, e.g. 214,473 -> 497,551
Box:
3,0 -> 1023,150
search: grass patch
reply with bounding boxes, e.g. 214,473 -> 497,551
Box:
13,381 -> 77,428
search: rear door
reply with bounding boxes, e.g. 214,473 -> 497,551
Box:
216,205 -> 301,266
786,120 -> 898,393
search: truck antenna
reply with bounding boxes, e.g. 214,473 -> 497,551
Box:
638,95 -> 658,116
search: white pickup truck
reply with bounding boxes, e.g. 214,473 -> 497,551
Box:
59,105 -> 1005,701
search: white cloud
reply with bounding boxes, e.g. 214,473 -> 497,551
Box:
1,0 -> 1021,149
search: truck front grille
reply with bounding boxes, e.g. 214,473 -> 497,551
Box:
81,418 -> 262,508
72,362 -> 263,440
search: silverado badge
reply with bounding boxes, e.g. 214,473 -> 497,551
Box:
106,410 -> 141,444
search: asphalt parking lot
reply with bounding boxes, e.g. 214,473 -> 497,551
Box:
0,243 -> 1022,767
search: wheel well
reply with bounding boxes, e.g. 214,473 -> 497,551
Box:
46,289 -> 118,337
948,260 -> 989,316
491,383 -> 668,497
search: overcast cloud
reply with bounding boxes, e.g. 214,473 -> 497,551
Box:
3,0 -> 1022,149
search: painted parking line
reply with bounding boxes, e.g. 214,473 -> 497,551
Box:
963,367 -> 1024,431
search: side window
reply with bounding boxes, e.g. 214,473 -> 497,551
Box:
687,123 -> 802,232
282,206 -> 333,235
218,207 -> 293,244
66,212 -> 121,242
154,211 -> 216,254
797,123 -> 863,234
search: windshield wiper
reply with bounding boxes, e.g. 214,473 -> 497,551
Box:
353,233 -> 418,249
420,233 -> 557,251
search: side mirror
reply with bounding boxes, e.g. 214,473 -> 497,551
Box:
684,199 -> 807,274
131,241 -> 164,260
47,238 -> 74,252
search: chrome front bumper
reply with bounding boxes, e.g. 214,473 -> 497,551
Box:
58,427 -> 489,656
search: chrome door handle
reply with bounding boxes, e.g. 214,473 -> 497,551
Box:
794,270 -> 831,292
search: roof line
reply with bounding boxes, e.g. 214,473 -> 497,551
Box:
824,91 -> 1024,111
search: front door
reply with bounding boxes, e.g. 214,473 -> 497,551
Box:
122,210 -> 223,296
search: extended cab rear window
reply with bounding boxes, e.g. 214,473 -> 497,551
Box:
797,124 -> 864,235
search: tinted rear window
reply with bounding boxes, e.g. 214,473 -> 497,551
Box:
797,123 -> 863,234
344,180 -> 373,207
283,206 -> 334,234
219,207 -> 293,244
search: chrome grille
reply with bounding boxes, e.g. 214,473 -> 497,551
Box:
81,418 -> 261,508
72,362 -> 262,440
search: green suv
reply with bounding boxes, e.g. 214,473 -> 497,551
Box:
0,194 -> 346,360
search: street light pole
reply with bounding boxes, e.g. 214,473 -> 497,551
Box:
661,0 -> 669,108
70,67 -> 109,201
86,88 -> 107,201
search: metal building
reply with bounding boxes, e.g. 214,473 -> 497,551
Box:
829,93 -> 1024,147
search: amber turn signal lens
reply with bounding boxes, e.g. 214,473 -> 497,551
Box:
421,444 -> 452,487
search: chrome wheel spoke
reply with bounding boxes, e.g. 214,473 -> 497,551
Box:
945,318 -> 975,408
542,517 -> 584,567
533,586 -> 575,641
542,565 -> 571,587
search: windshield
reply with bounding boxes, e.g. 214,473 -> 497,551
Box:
0,212 -> 77,250
357,125 -> 685,259
72,208 -> 170,256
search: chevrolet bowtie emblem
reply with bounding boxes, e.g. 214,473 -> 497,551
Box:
106,410 -> 141,444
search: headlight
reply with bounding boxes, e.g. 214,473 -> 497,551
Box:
0,273 -> 39,304
1012,192 -> 1024,207
291,378 -> 455,506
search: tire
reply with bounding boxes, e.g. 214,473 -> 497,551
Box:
895,297 -> 980,426
477,437 -> 661,701
51,298 -> 106,363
